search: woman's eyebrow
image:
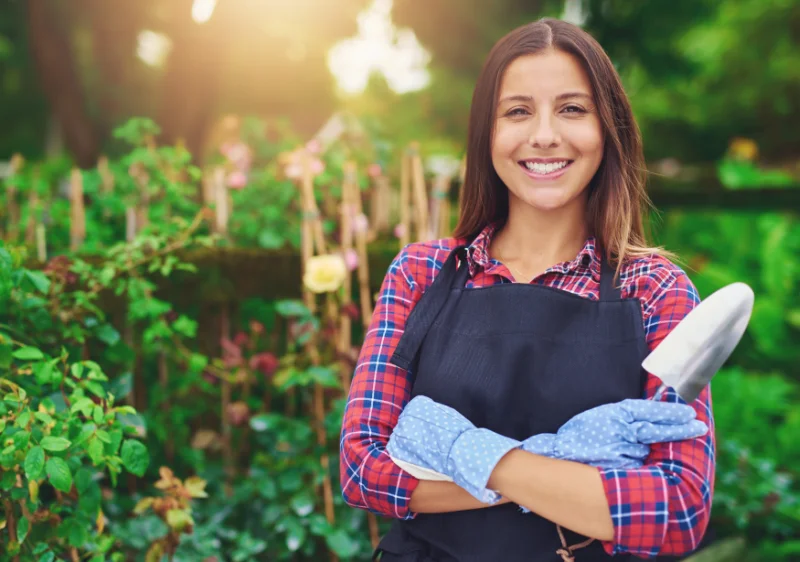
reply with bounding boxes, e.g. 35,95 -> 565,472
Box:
497,92 -> 593,106
556,92 -> 593,102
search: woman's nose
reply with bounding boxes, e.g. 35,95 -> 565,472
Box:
528,114 -> 561,148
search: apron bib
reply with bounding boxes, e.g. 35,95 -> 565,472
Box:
376,246 -> 662,562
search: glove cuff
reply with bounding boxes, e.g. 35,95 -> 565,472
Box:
448,428 -> 521,504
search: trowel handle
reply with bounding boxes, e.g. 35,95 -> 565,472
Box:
651,383 -> 668,402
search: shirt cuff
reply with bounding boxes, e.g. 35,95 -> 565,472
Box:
598,466 -> 669,557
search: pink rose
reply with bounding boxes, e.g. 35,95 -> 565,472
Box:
284,163 -> 303,179
394,224 -> 407,239
306,139 -> 322,154
353,213 -> 369,234
344,248 -> 359,271
367,163 -> 382,178
310,159 -> 325,175
227,171 -> 247,189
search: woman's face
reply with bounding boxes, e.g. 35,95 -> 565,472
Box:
491,50 -> 604,216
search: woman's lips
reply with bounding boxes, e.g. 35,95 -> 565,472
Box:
518,160 -> 574,180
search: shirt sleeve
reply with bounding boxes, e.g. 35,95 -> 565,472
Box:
599,266 -> 716,557
339,246 -> 422,519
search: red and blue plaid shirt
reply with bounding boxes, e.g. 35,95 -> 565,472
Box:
340,223 -> 715,558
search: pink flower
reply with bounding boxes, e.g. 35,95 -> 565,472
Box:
394,224 -> 407,239
220,337 -> 243,368
353,213 -> 369,234
310,159 -> 325,175
227,171 -> 247,189
344,248 -> 359,271
367,163 -> 382,178
233,331 -> 249,348
284,163 -> 303,179
249,352 -> 279,378
306,139 -> 322,154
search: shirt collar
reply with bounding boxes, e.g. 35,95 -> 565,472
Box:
462,222 -> 601,281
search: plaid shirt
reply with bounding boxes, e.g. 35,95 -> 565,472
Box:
340,224 -> 715,558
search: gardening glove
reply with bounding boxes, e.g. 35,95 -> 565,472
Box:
386,395 -> 521,504
521,398 -> 709,470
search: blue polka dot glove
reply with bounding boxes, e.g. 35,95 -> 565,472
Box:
521,398 -> 709,469
386,396 -> 521,504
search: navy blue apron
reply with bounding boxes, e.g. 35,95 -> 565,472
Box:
374,245 -> 658,562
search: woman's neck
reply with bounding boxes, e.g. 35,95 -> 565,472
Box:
489,198 -> 589,279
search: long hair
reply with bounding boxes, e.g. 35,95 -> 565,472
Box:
453,18 -> 666,268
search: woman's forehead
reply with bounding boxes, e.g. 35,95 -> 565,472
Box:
498,51 -> 593,100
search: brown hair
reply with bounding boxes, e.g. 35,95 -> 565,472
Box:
453,18 -> 666,268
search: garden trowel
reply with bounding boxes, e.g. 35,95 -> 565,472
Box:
644,281 -> 754,403
390,282 -> 755,481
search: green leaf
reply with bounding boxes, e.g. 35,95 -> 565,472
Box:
64,515 -> 88,546
15,410 -> 30,428
172,315 -> 197,338
70,363 -> 84,379
34,360 -> 56,385
93,405 -> 104,425
249,413 -> 282,432
285,519 -> 307,552
12,347 -> 44,361
258,229 -> 284,249
325,528 -> 361,558
87,436 -> 104,465
33,411 -> 53,424
95,323 -> 120,347
17,515 -> 29,542
70,397 -> 94,417
39,553 -> 55,562
84,381 -> 106,398
120,439 -> 149,476
13,430 -> 30,448
75,468 -> 93,494
46,457 -> 72,493
275,300 -> 311,318
0,343 -> 11,368
166,509 -> 193,532
188,353 -> 208,374
1,470 -> 16,490
24,446 -> 45,479
24,270 -> 51,294
290,492 -> 315,517
306,366 -> 339,387
40,436 -> 71,452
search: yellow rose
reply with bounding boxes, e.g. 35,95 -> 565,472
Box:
728,137 -> 758,162
303,254 -> 347,294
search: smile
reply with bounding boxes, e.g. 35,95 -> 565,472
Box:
518,159 -> 574,179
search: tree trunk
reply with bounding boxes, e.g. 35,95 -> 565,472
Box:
27,0 -> 100,167
158,0 -> 226,162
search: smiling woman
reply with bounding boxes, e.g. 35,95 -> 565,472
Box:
340,17 -> 715,562
490,51 -> 604,267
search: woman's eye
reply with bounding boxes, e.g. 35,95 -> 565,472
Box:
506,107 -> 529,117
562,105 -> 587,114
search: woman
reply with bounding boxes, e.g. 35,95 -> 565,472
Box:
340,18 -> 715,562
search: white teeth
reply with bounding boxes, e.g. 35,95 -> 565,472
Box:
523,161 -> 569,174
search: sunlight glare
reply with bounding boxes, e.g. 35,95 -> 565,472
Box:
192,0 -> 218,24
328,0 -> 430,95
136,30 -> 172,67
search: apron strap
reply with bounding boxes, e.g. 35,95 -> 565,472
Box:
389,246 -> 469,372
598,255 -> 622,301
